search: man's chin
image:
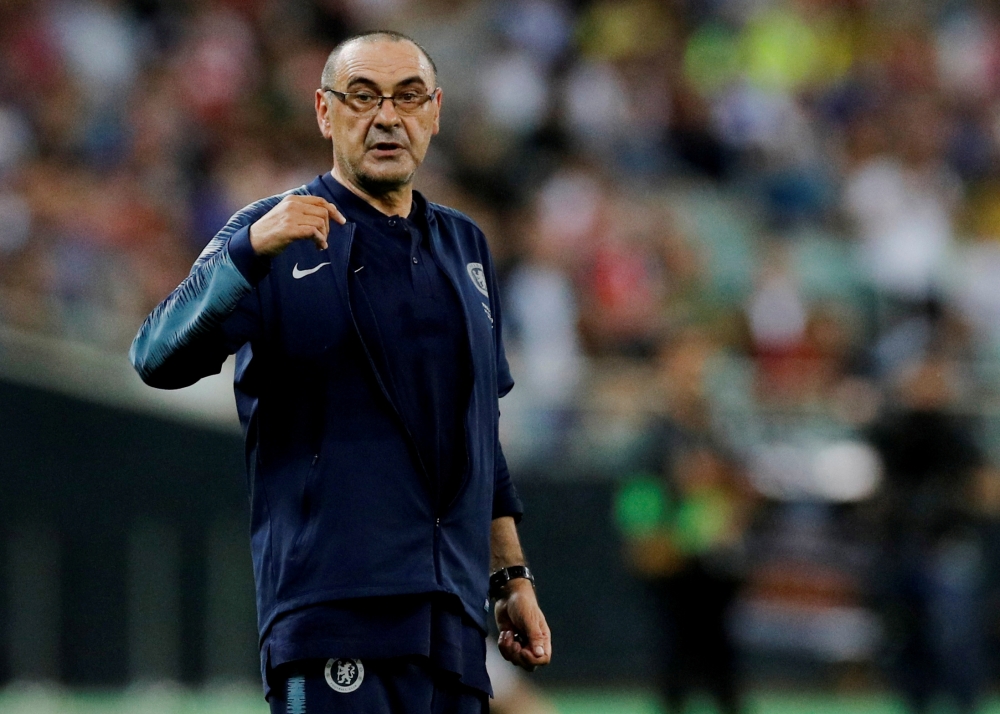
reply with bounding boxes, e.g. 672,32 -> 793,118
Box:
355,166 -> 415,196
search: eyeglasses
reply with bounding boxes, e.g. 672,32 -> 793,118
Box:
322,87 -> 438,115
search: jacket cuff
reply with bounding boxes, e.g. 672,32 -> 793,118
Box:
492,483 -> 524,522
227,224 -> 271,284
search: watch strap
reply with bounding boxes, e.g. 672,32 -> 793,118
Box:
489,565 -> 535,600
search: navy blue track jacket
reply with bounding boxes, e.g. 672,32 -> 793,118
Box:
130,173 -> 520,647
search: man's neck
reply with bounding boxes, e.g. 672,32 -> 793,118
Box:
331,165 -> 412,217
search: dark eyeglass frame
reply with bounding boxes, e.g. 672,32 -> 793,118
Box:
322,87 -> 439,114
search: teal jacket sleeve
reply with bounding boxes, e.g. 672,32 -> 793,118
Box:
129,191 -> 295,389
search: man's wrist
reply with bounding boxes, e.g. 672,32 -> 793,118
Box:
489,564 -> 535,600
504,577 -> 535,596
228,225 -> 272,284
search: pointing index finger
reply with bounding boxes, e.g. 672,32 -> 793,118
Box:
325,200 -> 347,225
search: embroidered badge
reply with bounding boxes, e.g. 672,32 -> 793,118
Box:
467,262 -> 489,297
325,658 -> 364,693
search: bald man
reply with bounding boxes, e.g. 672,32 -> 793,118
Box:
131,30 -> 550,714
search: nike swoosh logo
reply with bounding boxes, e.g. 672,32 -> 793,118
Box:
292,262 -> 331,279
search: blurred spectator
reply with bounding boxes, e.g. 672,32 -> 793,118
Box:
577,192 -> 679,357
871,356 -> 987,714
615,332 -> 754,714
47,0 -> 140,111
949,207 -> 1000,358
506,213 -> 583,451
842,95 -> 960,309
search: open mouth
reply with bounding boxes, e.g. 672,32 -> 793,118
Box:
371,142 -> 404,153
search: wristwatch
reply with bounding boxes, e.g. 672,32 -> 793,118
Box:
489,565 -> 535,600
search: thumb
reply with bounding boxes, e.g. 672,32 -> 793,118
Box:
526,618 -> 547,657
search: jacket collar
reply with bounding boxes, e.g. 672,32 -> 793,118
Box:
311,172 -> 432,227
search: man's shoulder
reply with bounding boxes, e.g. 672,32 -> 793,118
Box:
425,201 -> 483,235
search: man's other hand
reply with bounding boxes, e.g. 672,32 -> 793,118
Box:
495,578 -> 552,671
249,195 -> 346,256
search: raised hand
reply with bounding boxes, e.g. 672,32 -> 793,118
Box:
249,195 -> 346,256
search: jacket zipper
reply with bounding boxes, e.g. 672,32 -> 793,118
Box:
433,517 -> 442,582
342,231 -> 445,579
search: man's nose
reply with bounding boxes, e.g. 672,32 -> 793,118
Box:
373,97 -> 402,126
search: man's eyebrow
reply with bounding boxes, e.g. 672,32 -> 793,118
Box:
392,76 -> 428,89
344,75 -> 429,90
344,76 -> 380,90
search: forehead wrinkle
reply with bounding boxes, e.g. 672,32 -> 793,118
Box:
333,42 -> 434,91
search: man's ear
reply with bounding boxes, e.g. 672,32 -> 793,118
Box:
432,87 -> 443,136
315,89 -> 333,139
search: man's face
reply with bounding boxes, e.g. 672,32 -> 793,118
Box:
316,39 -> 441,196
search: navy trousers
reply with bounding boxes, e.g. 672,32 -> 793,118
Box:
268,657 -> 489,714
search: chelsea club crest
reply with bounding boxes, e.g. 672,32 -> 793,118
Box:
466,263 -> 489,297
325,658 -> 364,693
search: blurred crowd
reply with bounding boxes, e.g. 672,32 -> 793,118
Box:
6,0 -> 1000,709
